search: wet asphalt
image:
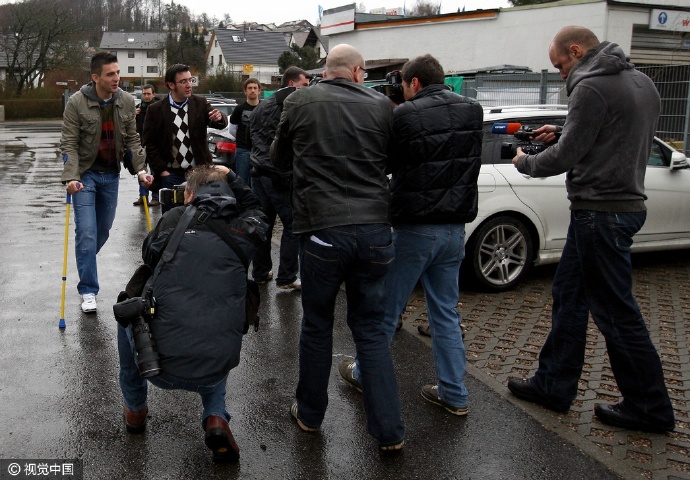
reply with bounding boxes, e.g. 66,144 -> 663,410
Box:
0,121 -> 622,479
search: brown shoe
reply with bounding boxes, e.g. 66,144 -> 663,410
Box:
148,199 -> 161,206
132,198 -> 145,206
204,415 -> 240,463
123,405 -> 148,434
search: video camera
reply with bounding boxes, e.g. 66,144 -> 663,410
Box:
159,184 -> 186,206
113,296 -> 161,378
371,70 -> 405,105
493,123 -> 560,159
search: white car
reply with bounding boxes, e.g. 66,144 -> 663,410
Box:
205,97 -> 238,169
463,105 -> 690,291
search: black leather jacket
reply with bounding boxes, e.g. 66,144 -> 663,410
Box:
270,78 -> 393,234
249,87 -> 295,181
389,84 -> 483,225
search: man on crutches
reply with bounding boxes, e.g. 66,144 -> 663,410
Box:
60,51 -> 151,314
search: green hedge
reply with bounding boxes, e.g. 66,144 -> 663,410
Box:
1,99 -> 63,120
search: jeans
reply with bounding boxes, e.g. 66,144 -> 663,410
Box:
138,182 -> 158,201
533,210 -> 674,426
117,325 -> 230,429
234,148 -> 251,188
251,176 -> 299,285
160,171 -> 186,214
71,170 -> 119,295
354,224 -> 468,407
296,224 -> 404,445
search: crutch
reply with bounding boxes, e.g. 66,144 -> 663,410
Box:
59,191 -> 72,329
139,183 -> 153,231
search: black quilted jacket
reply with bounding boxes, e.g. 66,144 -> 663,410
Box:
389,84 -> 483,225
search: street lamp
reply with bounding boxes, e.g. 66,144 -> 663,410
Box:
141,64 -> 144,87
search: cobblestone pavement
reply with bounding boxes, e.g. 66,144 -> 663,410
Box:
403,250 -> 690,480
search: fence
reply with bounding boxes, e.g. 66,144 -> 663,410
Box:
455,65 -> 690,156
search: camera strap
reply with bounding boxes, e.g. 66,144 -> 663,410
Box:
161,205 -> 198,263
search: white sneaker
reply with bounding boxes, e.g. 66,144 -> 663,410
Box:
81,293 -> 97,313
277,278 -> 301,291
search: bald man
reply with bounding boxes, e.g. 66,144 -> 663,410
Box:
270,44 -> 405,453
508,26 -> 675,433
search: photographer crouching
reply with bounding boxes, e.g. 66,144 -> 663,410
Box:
115,165 -> 267,463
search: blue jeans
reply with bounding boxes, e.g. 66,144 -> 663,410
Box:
354,224 -> 468,407
234,148 -> 251,188
533,210 -> 674,426
138,182 -> 158,201
160,171 -> 186,214
296,224 -> 404,445
251,176 -> 299,285
71,170 -> 119,295
117,325 -> 230,429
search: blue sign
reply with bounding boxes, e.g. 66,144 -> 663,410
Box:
658,11 -> 667,25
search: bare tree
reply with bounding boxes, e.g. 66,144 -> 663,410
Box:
0,0 -> 82,96
409,1 -> 440,16
508,0 -> 557,5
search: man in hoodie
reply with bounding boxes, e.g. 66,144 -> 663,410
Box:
508,26 -> 675,433
60,51 -> 151,314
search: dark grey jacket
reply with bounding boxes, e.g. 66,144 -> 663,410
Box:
143,172 -> 265,381
249,87 -> 295,181
516,42 -> 660,212
389,84 -> 483,225
270,78 -> 392,234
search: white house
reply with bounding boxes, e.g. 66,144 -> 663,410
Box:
322,0 -> 690,73
100,31 -> 167,87
206,29 -> 290,85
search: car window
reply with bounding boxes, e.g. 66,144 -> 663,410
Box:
482,116 -> 566,165
647,141 -> 668,167
213,104 -> 235,117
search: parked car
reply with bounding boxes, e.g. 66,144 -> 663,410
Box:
206,98 -> 238,169
463,105 -> 690,291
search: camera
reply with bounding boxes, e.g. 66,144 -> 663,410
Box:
500,126 -> 560,159
113,296 -> 161,378
159,184 -> 186,206
371,70 -> 405,105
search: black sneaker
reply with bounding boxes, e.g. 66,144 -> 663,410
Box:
507,377 -> 570,413
337,358 -> 363,392
254,271 -> 273,285
420,385 -> 468,416
594,403 -> 674,433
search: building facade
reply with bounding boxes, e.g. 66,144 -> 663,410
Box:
100,32 -> 167,88
206,29 -> 290,85
324,0 -> 690,73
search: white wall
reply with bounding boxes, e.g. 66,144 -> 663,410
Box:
207,39 -> 223,76
112,50 -> 165,82
607,5 -> 653,52
329,1 -> 654,73
224,64 -> 278,84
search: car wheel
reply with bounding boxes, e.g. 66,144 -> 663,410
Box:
464,216 -> 534,291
